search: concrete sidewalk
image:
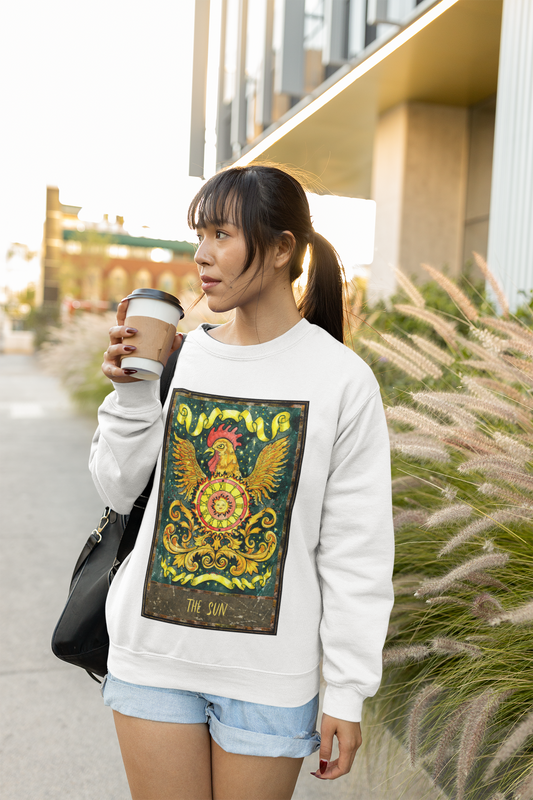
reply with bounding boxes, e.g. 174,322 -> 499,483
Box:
0,354 -> 129,799
0,354 -> 441,800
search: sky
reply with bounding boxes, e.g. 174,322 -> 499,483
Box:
0,0 -> 373,296
0,0 -> 203,291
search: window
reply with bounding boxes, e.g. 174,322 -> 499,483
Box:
108,245 -> 129,258
304,0 -> 325,51
158,271 -> 176,294
108,267 -> 129,301
135,269 -> 152,289
151,248 -> 173,263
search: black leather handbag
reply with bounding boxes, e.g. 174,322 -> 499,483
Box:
51,345 -> 182,681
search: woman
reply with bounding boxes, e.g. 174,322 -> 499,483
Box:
91,165 -> 394,800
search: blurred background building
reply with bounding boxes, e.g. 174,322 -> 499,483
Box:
40,186 -> 197,316
190,0 -> 532,310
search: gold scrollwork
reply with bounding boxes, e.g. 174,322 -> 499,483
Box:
161,558 -> 272,591
176,404 -> 291,442
162,506 -> 278,582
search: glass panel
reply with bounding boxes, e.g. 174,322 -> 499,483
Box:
304,0 -> 324,51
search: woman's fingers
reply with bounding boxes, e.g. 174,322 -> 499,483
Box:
116,298 -> 129,326
106,341 -> 136,360
101,299 -> 142,383
102,352 -> 140,383
109,298 -> 135,344
108,324 -> 138,345
317,716 -> 334,772
169,332 -> 184,356
312,717 -> 362,781
103,338 -> 140,384
102,358 -> 138,382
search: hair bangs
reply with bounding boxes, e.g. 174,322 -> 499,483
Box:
187,171 -> 245,231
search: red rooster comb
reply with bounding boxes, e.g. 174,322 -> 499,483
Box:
207,424 -> 242,449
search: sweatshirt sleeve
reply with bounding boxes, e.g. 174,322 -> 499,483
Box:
89,380 -> 164,514
318,387 -> 394,723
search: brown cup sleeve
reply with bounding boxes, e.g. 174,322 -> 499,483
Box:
121,315 -> 177,365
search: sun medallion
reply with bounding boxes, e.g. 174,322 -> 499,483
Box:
195,479 -> 249,531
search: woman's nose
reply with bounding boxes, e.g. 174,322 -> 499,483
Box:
194,239 -> 213,267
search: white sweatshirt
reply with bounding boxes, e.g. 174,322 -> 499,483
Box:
89,320 -> 394,722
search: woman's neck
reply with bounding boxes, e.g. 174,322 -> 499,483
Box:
208,286 -> 302,346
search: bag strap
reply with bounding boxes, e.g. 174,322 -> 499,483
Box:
115,336 -> 186,564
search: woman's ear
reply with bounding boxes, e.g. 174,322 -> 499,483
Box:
274,231 -> 296,270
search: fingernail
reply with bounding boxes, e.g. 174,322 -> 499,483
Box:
310,772 -> 321,779
126,328 -> 138,334
123,345 -> 136,352
320,760 -> 328,775
120,297 -> 129,302
123,369 -> 137,375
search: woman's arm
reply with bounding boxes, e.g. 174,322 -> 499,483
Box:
315,386 -> 394,775
89,299 -> 183,513
89,381 -> 165,513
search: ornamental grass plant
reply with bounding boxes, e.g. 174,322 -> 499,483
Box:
354,255 -> 533,800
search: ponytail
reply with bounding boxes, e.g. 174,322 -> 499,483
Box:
297,231 -> 346,343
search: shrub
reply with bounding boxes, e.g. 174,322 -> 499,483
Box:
39,311 -> 116,412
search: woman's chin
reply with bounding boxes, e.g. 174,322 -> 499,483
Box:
205,297 -> 234,315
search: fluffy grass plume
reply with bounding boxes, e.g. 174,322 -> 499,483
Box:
473,252 -> 509,317
408,683 -> 442,767
456,690 -> 502,800
421,262 -> 479,322
486,709 -> 533,781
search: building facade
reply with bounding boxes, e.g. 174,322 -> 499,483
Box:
39,186 -> 197,314
191,0 -> 532,310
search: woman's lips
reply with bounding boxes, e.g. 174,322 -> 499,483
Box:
201,277 -> 221,291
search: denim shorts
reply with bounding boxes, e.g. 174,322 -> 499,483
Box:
102,672 -> 321,758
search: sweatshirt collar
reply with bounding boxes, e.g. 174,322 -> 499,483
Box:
191,318 -> 312,361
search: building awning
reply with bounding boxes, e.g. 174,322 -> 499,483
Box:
234,0 -> 502,198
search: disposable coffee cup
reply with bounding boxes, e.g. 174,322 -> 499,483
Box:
121,288 -> 185,380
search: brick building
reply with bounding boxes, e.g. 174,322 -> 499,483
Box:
39,186 -> 197,314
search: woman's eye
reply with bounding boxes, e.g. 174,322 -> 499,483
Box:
216,230 -> 228,239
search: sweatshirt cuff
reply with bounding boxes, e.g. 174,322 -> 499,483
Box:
322,685 -> 365,723
109,379 -> 160,409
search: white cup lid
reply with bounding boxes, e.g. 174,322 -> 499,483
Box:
125,288 -> 184,318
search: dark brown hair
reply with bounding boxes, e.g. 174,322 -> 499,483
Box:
188,164 -> 346,342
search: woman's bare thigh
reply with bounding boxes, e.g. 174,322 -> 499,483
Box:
112,711 -> 303,800
211,738 -> 303,800
113,711 -> 212,800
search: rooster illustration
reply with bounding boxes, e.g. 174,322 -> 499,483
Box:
172,424 -> 290,532
206,424 -> 244,479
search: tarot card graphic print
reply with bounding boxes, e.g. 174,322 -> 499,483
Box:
142,389 -> 308,634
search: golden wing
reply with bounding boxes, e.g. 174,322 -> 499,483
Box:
172,437 -> 207,501
246,436 -> 290,504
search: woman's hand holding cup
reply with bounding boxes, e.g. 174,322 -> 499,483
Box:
102,297 -> 184,384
